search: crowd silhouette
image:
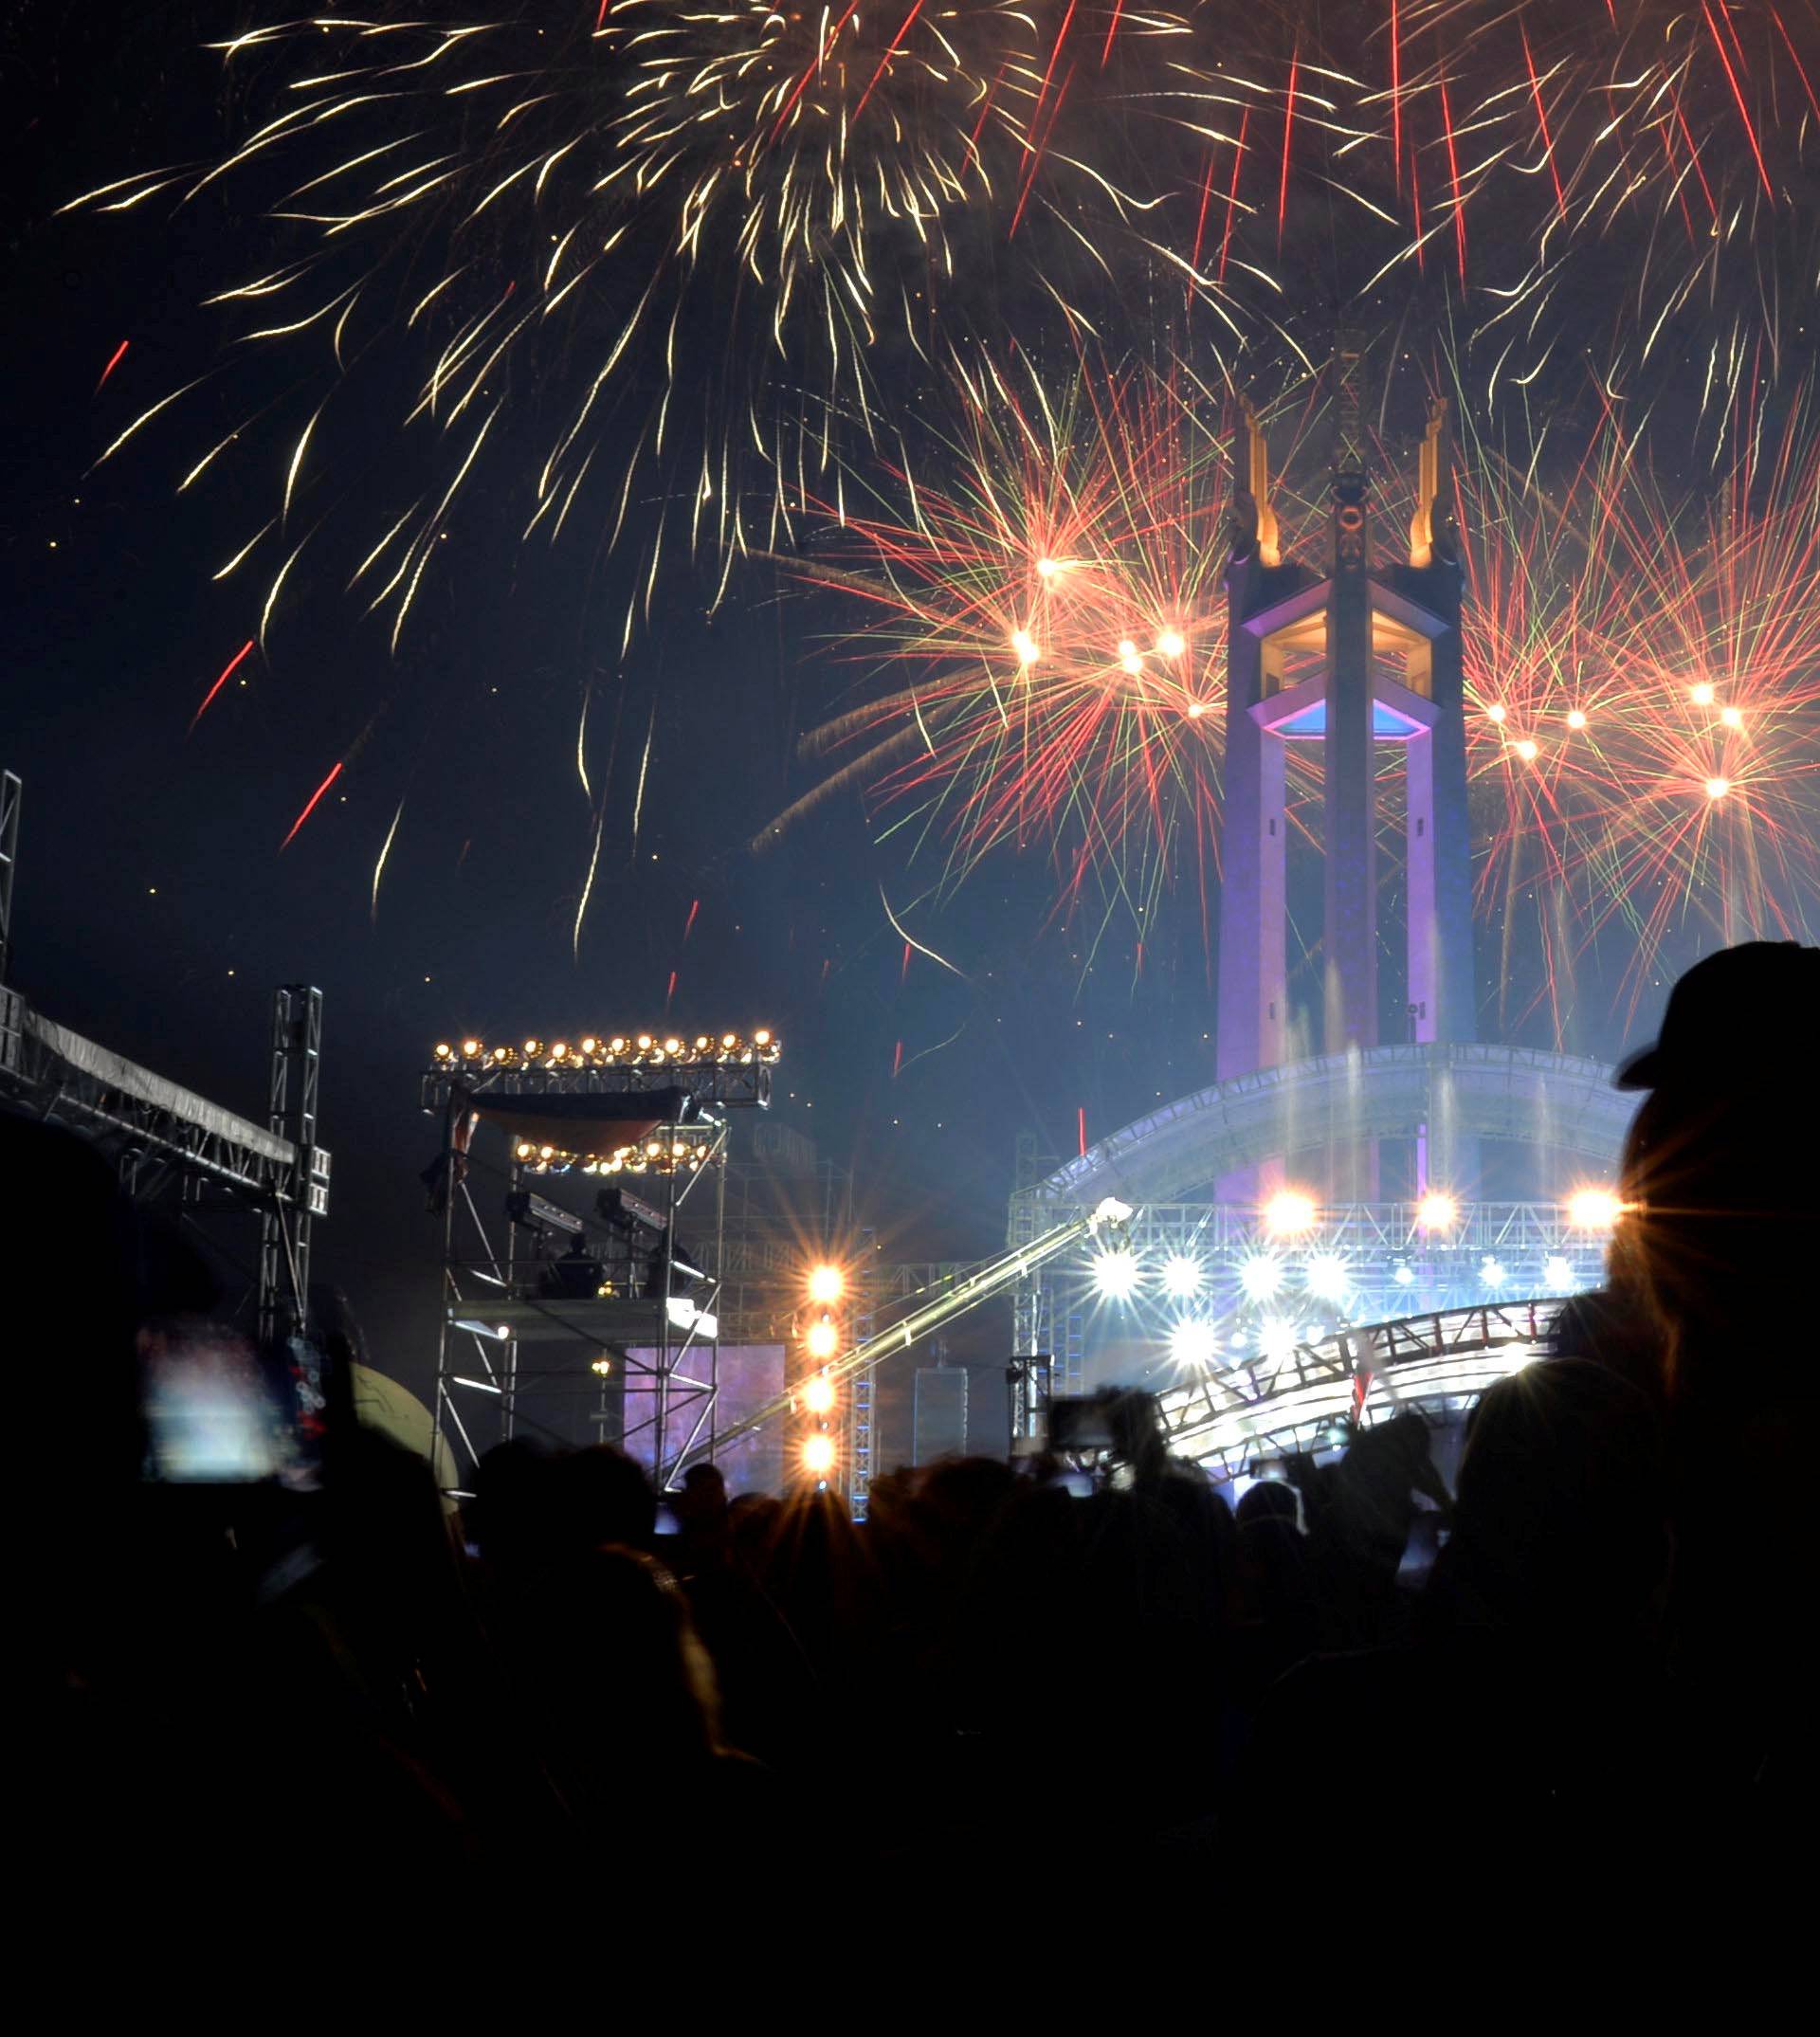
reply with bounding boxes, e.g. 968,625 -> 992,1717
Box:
21,942 -> 1814,1964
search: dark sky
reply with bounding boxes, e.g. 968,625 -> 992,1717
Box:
1,5 -> 1725,1426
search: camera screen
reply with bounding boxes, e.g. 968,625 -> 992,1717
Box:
139,1321 -> 327,1487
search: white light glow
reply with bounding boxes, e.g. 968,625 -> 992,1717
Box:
1091,1248 -> 1141,1300
1259,1319 -> 1298,1362
1239,1252 -> 1284,1301
1480,1256 -> 1507,1287
1011,627 -> 1039,665
1169,1319 -> 1221,1369
1305,1251 -> 1350,1301
1156,627 -> 1187,658
1416,1191 -> 1457,1232
1544,1255 -> 1576,1292
1393,1263 -> 1416,1286
1690,681 -> 1716,706
1704,776 -> 1730,801
1264,1189 -> 1318,1236
1161,1253 -> 1206,1300
1567,1187 -> 1623,1230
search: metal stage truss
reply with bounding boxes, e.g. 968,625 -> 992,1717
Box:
1154,1300 -> 1563,1480
1,765 -> 326,1339
425,1040 -> 776,1492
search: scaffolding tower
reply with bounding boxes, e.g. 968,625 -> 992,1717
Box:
423,1035 -> 775,1492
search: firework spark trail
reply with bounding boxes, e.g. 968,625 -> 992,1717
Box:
764,350 -> 1230,916
190,639 -> 255,732
280,760 -> 343,850
370,796 -> 405,921
1452,373 -> 1820,1008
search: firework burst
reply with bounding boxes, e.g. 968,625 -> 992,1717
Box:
764,349 -> 1232,930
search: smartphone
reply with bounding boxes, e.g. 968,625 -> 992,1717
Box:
138,1318 -> 329,1488
1047,1398 -> 1117,1454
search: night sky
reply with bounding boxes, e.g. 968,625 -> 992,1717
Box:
5,5 -> 1798,1433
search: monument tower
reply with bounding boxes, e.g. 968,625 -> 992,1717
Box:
1216,355 -> 1477,1199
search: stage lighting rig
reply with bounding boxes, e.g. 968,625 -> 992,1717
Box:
425,1026 -> 779,1114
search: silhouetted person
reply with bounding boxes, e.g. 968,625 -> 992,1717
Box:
1605,941 -> 1820,1831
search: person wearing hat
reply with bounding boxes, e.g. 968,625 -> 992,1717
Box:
1603,940 -> 1817,1858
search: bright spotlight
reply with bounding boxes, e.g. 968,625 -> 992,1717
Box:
1305,1252 -> 1350,1301
1161,1253 -> 1205,1300
1091,1248 -> 1141,1300
1704,776 -> 1730,801
1156,627 -> 1187,658
806,1316 -> 839,1360
802,1373 -> 836,1414
1544,1255 -> 1576,1292
1264,1189 -> 1318,1236
1169,1319 -> 1221,1369
1416,1191 -> 1457,1232
1480,1256 -> 1507,1287
1393,1262 -> 1416,1287
807,1263 -> 845,1305
1566,1188 -> 1623,1229
1239,1252 -> 1284,1301
1690,681 -> 1716,706
802,1434 -> 837,1479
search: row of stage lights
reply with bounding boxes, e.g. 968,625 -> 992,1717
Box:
513,1134 -> 717,1175
434,1029 -> 778,1070
1247,1187 -> 1624,1240
1090,1188 -> 1624,1311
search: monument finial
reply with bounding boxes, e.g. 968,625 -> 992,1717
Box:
1409,394 -> 1449,569
1242,398 -> 1281,569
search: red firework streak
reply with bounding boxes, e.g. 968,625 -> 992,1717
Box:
682,897 -> 700,941
280,760 -> 343,849
95,339 -> 130,393
892,1040 -> 904,1079
1077,1107 -> 1087,1158
1277,45 -> 1298,247
190,639 -> 255,732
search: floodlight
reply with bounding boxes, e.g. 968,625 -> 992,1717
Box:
1169,1319 -> 1220,1369
806,1316 -> 839,1360
807,1263 -> 846,1305
1393,1261 -> 1416,1286
1416,1191 -> 1457,1231
1544,1255 -> 1575,1292
1091,1248 -> 1141,1300
802,1373 -> 836,1414
1264,1189 -> 1317,1236
1480,1256 -> 1507,1286
1239,1252 -> 1283,1301
1160,1253 -> 1205,1300
802,1435 -> 837,1479
1305,1252 -> 1350,1301
1566,1188 -> 1623,1230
